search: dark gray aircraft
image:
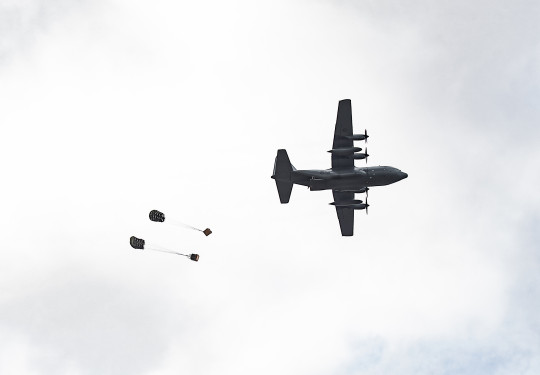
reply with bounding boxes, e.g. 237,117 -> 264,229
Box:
271,99 -> 408,236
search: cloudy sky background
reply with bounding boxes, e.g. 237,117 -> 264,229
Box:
1,0 -> 539,374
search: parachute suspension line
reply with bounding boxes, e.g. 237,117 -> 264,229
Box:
167,219 -> 212,236
130,236 -> 200,261
146,246 -> 189,258
144,243 -> 187,257
171,222 -> 212,236
149,210 -> 212,236
146,246 -> 199,261
168,219 -> 202,232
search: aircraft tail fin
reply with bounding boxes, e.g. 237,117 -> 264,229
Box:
272,149 -> 295,203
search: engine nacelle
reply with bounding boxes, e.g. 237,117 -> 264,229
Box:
344,129 -> 369,141
330,199 -> 363,206
334,187 -> 369,194
329,200 -> 368,210
351,152 -> 368,160
327,147 -> 362,155
345,134 -> 368,141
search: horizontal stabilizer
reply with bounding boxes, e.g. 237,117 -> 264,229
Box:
276,180 -> 293,203
272,149 -> 294,203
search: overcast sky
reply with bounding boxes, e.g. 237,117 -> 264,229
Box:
1,0 -> 539,374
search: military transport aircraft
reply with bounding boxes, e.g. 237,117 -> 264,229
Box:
271,99 -> 407,236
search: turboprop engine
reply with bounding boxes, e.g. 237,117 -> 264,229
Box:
329,198 -> 369,213
334,187 -> 369,195
327,147 -> 362,155
350,148 -> 369,163
344,129 -> 369,142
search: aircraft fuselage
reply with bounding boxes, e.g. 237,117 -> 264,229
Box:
292,166 -> 407,191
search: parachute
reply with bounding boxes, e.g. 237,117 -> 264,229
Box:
149,210 -> 165,223
149,209 -> 212,236
130,236 -> 145,250
129,236 -> 199,261
129,209 -> 211,263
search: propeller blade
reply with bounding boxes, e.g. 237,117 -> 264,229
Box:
365,148 -> 368,164
365,197 -> 369,215
365,129 -> 368,143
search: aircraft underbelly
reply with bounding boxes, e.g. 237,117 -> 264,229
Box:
331,174 -> 393,188
366,175 -> 394,186
328,176 -> 367,189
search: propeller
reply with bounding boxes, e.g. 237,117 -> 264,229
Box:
365,147 -> 369,164
365,197 -> 369,215
364,129 -> 369,143
365,187 -> 369,198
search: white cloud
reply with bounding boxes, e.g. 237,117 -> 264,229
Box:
1,0 -> 539,374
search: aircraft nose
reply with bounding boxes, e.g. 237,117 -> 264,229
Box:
401,172 -> 408,180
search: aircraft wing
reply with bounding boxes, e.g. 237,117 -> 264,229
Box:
331,99 -> 354,170
332,190 -> 354,236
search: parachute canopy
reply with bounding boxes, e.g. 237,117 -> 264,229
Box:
203,228 -> 212,236
130,236 -> 145,250
149,209 -> 165,223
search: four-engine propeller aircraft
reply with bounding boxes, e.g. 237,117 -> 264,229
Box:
271,99 -> 408,236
